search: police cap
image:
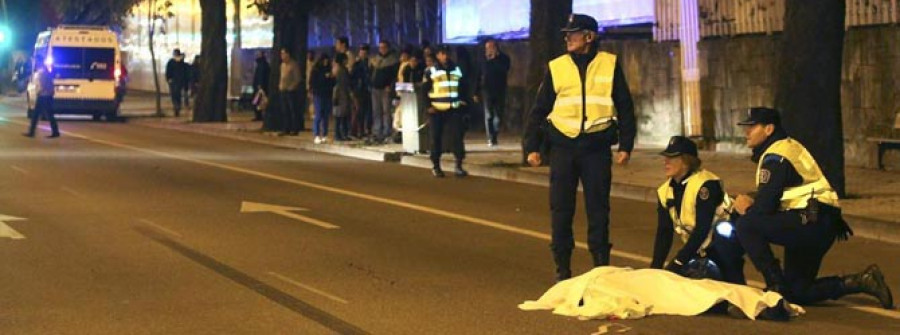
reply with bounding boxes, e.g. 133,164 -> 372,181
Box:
561,13 -> 599,33
737,107 -> 781,126
659,135 -> 698,157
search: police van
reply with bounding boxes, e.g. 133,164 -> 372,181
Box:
27,25 -> 123,121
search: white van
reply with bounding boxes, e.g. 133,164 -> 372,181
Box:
27,25 -> 123,121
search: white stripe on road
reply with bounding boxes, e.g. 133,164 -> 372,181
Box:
138,219 -> 183,238
269,271 -> 348,304
60,186 -> 85,198
25,124 -> 897,318
10,165 -> 28,175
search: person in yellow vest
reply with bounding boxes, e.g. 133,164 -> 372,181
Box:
733,107 -> 893,309
423,45 -> 470,178
651,136 -> 745,284
524,14 -> 637,281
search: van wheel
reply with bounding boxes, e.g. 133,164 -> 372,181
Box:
92,114 -> 102,121
105,112 -> 119,122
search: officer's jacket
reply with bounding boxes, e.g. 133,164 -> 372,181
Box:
651,170 -> 730,268
546,52 -> 617,137
523,50 -> 636,154
754,137 -> 840,212
425,62 -> 463,111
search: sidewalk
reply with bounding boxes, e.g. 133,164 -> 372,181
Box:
4,92 -> 899,244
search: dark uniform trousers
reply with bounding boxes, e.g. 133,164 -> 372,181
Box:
429,108 -> 466,166
705,233 -> 747,284
28,96 -> 60,136
549,142 -> 612,263
736,208 -> 843,304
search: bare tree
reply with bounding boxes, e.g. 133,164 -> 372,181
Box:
145,0 -> 174,117
249,0 -> 320,131
193,0 -> 228,122
775,0 -> 846,196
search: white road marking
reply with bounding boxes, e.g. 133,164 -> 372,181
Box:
240,201 -> 339,229
24,124 -> 895,318
60,186 -> 85,198
10,165 -> 28,175
138,219 -> 183,238
0,214 -> 27,240
269,271 -> 348,304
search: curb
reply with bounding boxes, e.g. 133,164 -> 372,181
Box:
134,119 -> 900,245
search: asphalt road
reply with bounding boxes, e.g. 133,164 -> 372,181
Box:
1,107 -> 898,334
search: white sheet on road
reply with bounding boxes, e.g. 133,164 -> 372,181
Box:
519,266 -> 804,320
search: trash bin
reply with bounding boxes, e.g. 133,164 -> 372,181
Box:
395,82 -> 430,154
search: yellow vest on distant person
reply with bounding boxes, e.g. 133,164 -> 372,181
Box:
427,65 -> 463,111
547,52 -> 617,138
756,138 -> 840,210
656,169 -> 734,244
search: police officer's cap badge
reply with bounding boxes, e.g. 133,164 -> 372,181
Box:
759,169 -> 771,184
699,187 -> 709,200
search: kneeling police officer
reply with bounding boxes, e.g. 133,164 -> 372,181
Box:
651,136 -> 745,284
733,107 -> 893,309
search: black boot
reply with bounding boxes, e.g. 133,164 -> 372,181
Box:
841,264 -> 894,309
755,298 -> 792,322
590,244 -> 612,267
454,161 -> 468,177
552,249 -> 572,282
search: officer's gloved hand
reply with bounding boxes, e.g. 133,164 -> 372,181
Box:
664,260 -> 685,276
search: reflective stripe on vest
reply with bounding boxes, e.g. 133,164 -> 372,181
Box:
656,169 -> 733,245
547,52 -> 617,138
756,138 -> 840,210
428,66 -> 463,111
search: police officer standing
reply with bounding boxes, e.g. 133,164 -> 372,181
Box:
652,136 -> 744,284
733,107 -> 893,309
524,14 -> 637,281
24,54 -> 60,138
424,45 -> 469,178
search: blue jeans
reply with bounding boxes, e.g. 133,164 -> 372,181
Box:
313,95 -> 332,137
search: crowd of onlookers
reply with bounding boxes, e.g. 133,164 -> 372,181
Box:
249,36 -> 511,147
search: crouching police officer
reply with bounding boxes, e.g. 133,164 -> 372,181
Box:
651,136 -> 745,284
733,107 -> 893,309
524,13 -> 637,281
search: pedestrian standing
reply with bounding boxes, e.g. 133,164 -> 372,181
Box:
278,48 -> 302,136
475,38 -> 511,147
310,54 -> 336,144
369,41 -> 400,143
165,49 -> 190,117
732,107 -> 893,309
333,53 -> 352,141
423,45 -> 469,178
24,54 -> 60,138
252,51 -> 271,121
523,14 -> 637,281
350,44 -> 372,138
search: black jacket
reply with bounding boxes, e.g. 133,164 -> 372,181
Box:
651,173 -> 724,268
165,58 -> 190,86
477,52 -> 511,96
523,50 -> 637,153
253,57 -> 271,92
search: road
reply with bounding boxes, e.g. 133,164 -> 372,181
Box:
0,106 -> 898,334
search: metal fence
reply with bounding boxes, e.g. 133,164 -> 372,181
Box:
654,0 -> 900,42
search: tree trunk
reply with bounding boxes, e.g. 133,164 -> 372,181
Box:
148,1 -> 162,117
194,0 -> 228,122
775,0 -> 845,196
229,0 -> 242,98
263,0 -> 310,132
525,0 -> 571,163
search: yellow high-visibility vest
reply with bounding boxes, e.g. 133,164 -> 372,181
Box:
427,65 -> 463,111
656,169 -> 734,244
547,52 -> 617,138
756,138 -> 840,210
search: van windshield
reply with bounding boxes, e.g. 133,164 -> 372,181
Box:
50,47 -> 115,80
